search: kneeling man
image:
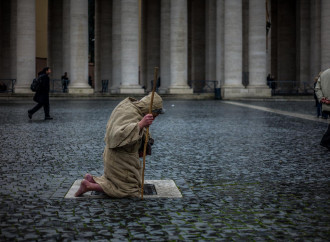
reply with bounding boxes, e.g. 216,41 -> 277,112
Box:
75,93 -> 164,197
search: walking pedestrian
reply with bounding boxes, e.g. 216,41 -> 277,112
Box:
28,67 -> 53,120
315,68 -> 330,150
75,92 -> 164,197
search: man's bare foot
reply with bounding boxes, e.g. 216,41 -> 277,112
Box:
84,173 -> 96,183
75,179 -> 90,197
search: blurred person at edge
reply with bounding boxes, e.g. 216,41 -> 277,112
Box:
315,68 -> 330,150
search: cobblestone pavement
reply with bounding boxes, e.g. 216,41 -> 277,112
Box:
0,98 -> 329,241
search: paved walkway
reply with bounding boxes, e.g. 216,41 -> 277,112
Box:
0,99 -> 329,241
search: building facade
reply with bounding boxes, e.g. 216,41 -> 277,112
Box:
0,0 -> 329,98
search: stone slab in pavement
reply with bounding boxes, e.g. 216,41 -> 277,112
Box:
65,179 -> 182,199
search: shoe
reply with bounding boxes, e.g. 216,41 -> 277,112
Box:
44,116 -> 53,120
28,111 -> 32,120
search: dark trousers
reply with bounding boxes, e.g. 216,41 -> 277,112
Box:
321,124 -> 330,149
29,100 -> 50,117
317,102 -> 322,117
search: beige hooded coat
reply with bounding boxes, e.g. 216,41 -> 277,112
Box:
93,93 -> 163,198
315,68 -> 330,113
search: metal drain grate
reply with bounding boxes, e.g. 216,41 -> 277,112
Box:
91,184 -> 157,196
91,191 -> 107,196
143,184 -> 157,195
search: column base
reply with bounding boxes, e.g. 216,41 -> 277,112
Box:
68,87 -> 94,94
167,86 -> 193,94
14,87 -> 33,94
246,85 -> 271,97
158,88 -> 168,94
114,85 -> 145,94
222,85 -> 271,99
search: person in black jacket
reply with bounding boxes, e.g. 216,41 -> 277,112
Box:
28,67 -> 53,120
61,72 -> 69,93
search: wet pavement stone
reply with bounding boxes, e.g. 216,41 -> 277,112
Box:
0,99 -> 329,241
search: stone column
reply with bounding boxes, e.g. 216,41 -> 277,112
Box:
216,0 -> 224,88
310,0 -> 321,80
0,0 -> 11,79
112,0 -> 143,94
297,0 -> 310,91
68,0 -> 93,94
266,0 -> 271,76
95,0 -> 112,93
140,0 -> 147,91
15,0 -> 36,93
118,0 -> 144,94
63,0 -> 71,78
270,1 -> 278,80
48,0 -> 63,80
189,0 -> 205,92
223,0 -> 243,98
10,0 -> 17,80
168,0 -> 193,94
242,0 -> 249,83
94,0 -> 101,92
321,0 -> 330,70
159,0 -> 170,94
112,0 -> 122,92
248,0 -> 271,97
100,0 -> 112,93
145,0 -> 160,91
205,0 -> 216,81
277,0 -> 296,82
0,2 -> 3,78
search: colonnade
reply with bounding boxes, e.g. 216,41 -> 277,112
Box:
48,0 -> 92,94
0,0 -> 330,98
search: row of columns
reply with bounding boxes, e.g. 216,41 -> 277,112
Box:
48,0 -> 92,94
0,0 -> 88,93
4,0 -> 270,96
95,0 -> 268,97
208,0 -> 270,97
1,0 -> 92,94
95,0 -> 193,94
2,0 -> 330,97
310,0 -> 328,83
272,0 -> 330,89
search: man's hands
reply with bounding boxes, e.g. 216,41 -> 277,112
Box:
139,114 -> 154,129
321,97 -> 330,104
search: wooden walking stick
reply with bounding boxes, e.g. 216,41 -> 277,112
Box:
141,67 -> 159,199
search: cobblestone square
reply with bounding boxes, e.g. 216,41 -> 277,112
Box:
0,98 -> 329,241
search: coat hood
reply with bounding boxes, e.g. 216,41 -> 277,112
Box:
134,92 -> 163,115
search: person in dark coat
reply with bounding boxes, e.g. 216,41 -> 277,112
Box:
28,67 -> 53,120
61,72 -> 69,93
